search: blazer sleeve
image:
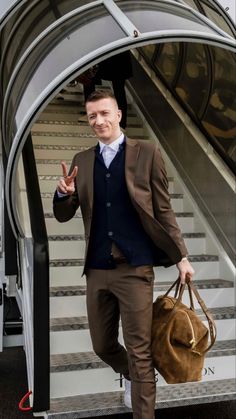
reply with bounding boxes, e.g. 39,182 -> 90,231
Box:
53,155 -> 80,222
150,145 -> 188,256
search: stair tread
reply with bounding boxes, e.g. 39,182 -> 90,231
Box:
42,192 -> 183,199
49,255 -> 219,267
34,120 -> 143,128
49,99 -> 133,109
41,107 -> 137,117
33,133 -> 148,140
39,174 -> 174,182
50,339 -> 236,372
48,379 -> 236,416
34,140 -> 96,146
50,306 -> 236,331
49,279 -> 233,297
48,232 -> 204,241
45,211 -> 193,219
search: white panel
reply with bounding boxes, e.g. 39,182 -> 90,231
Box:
50,266 -> 85,286
50,295 -> 87,318
50,329 -> 93,354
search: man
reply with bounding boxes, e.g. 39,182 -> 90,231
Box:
53,90 -> 194,419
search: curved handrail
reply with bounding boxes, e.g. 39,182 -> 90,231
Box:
21,134 -> 49,411
1,1 -> 104,146
0,0 -> 41,92
206,0 -> 236,37
0,0 -> 28,31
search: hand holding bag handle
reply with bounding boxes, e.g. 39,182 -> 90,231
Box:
164,277 -> 217,354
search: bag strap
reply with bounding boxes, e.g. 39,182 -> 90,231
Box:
164,278 -> 217,353
164,278 -> 179,297
187,280 -> 217,352
165,278 -> 195,310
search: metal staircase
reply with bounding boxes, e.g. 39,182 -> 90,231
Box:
31,86 -> 235,418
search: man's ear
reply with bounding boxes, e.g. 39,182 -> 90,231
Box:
118,109 -> 122,121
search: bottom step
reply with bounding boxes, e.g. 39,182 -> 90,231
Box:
43,379 -> 236,418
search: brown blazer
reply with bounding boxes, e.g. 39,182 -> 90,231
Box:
53,138 -> 188,271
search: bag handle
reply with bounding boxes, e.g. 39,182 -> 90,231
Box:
187,279 -> 217,352
164,277 -> 217,353
164,278 -> 194,310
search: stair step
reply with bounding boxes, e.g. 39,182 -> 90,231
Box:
32,128 -> 146,140
40,175 -> 174,194
35,141 -> 150,159
49,255 -> 219,268
43,195 -> 186,220
49,239 -> 205,258
41,105 -> 136,117
34,143 -> 96,150
33,120 -> 143,131
50,355 -> 235,398
49,99 -> 133,110
50,306 -> 236,332
49,279 -> 233,297
50,319 -> 235,354
45,211 -> 193,219
48,232 -> 205,258
49,255 -> 219,282
49,330 -> 236,397
50,339 -> 236,373
50,351 -> 106,373
47,379 -> 236,417
43,191 -> 184,202
41,175 -> 173,182
48,230 -> 203,241
50,266 -> 84,286
48,255 -> 220,287
49,283 -> 233,318
51,316 -> 88,331
38,113 -> 140,123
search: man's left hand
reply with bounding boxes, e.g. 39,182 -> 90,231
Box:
176,258 -> 195,284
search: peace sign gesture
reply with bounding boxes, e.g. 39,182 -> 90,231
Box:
57,161 -> 78,195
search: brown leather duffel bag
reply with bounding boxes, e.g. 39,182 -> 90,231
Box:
151,278 -> 216,384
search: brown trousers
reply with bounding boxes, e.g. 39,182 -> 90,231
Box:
86,263 -> 156,419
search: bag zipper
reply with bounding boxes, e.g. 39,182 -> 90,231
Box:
183,310 -> 201,355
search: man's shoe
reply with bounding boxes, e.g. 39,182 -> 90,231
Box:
124,378 -> 132,408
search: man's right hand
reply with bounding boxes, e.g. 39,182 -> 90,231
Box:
57,161 -> 78,195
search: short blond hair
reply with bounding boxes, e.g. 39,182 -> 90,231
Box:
85,89 -> 117,105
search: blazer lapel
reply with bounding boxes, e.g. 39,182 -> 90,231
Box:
79,146 -> 95,211
125,137 -> 140,199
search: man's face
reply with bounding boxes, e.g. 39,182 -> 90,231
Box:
86,97 -> 122,143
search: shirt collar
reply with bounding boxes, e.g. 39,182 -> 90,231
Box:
99,133 -> 125,153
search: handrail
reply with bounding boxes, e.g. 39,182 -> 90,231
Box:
22,134 -> 49,412
128,52 -> 236,261
0,0 -> 28,32
1,139 -> 18,276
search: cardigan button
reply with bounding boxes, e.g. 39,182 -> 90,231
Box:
108,231 -> 113,237
106,173 -> 111,178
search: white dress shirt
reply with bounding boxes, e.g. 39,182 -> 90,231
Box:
99,133 -> 125,168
